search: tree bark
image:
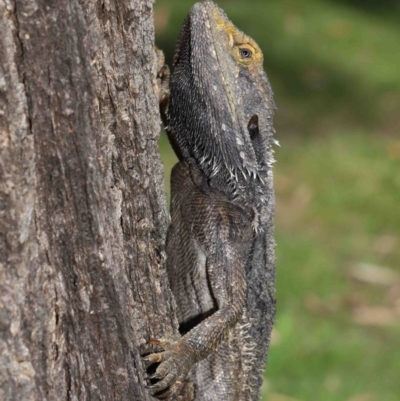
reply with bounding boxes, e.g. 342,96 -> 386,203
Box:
0,0 -> 180,400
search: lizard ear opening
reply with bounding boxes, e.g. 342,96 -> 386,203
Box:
248,115 -> 259,141
248,115 -> 264,167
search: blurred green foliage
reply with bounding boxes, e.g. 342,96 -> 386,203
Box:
155,0 -> 400,400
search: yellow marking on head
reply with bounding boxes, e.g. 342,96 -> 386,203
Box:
212,7 -> 263,68
228,33 -> 234,48
213,10 -> 238,37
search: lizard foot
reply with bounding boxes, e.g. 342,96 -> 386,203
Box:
142,338 -> 193,399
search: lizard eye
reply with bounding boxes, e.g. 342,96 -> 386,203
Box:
239,48 -> 252,59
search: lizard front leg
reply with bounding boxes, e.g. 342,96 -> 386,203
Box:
143,163 -> 253,398
143,240 -> 250,398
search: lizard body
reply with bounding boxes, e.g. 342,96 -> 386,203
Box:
145,2 -> 277,400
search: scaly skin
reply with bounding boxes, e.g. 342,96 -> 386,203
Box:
144,2 -> 277,400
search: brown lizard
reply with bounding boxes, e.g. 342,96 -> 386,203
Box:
144,2 -> 277,399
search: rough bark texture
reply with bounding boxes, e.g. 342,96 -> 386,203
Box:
0,0 -> 180,400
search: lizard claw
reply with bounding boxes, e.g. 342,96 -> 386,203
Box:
148,338 -> 172,348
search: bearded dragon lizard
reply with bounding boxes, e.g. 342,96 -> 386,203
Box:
144,2 -> 277,399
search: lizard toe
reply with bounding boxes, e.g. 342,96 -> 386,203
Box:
149,361 -> 169,380
147,372 -> 176,395
141,352 -> 165,370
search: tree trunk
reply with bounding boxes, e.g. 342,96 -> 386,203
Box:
0,0 -> 181,400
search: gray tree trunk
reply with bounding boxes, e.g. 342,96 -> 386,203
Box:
0,0 -> 181,400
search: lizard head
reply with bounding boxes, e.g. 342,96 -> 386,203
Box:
169,0 -> 276,193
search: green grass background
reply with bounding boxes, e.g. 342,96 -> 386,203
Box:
155,1 -> 400,400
